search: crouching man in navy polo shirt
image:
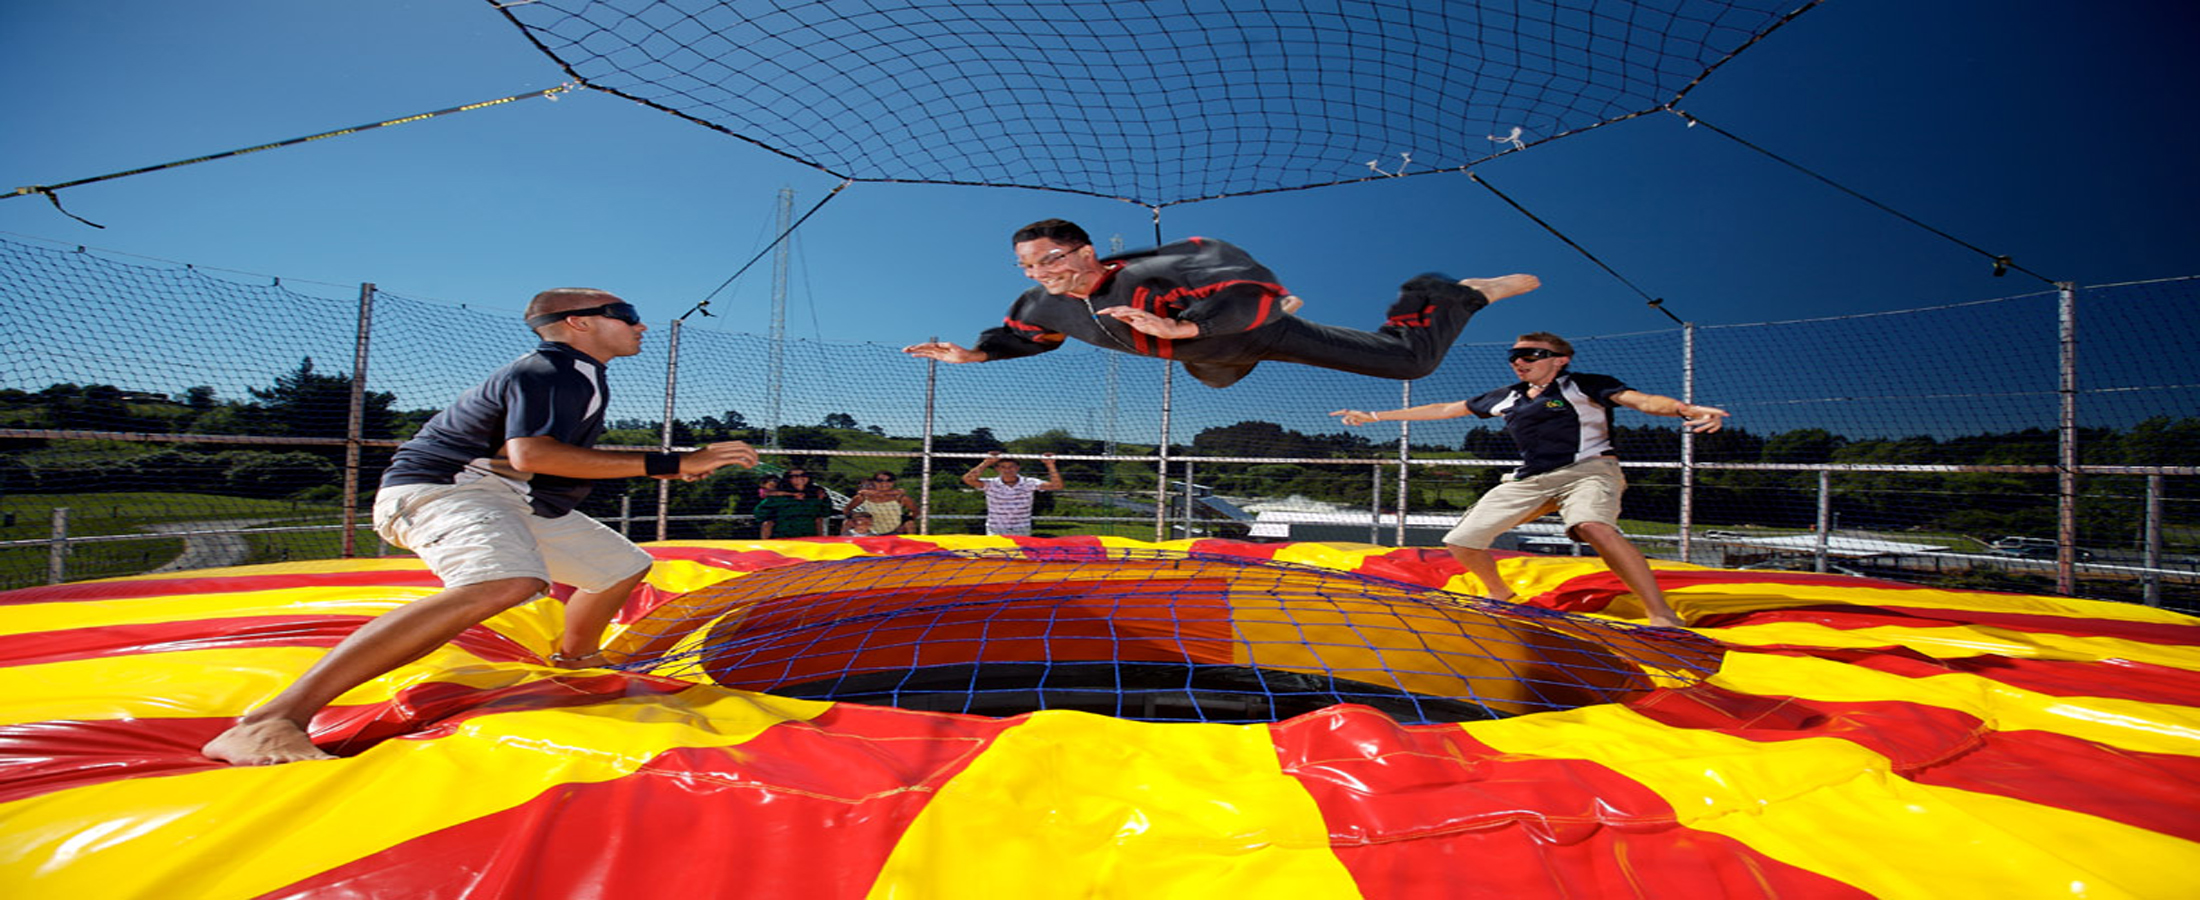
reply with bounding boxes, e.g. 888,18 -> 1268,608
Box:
204,289 -> 759,765
1330,331 -> 1729,629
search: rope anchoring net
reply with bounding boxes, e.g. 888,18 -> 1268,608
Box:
614,547 -> 1723,724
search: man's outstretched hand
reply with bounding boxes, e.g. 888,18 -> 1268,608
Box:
675,441 -> 760,480
903,341 -> 987,363
1680,404 -> 1731,434
1096,306 -> 1200,339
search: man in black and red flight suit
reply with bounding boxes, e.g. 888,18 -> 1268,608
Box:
903,219 -> 1539,389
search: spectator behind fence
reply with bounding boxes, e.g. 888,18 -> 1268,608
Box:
842,509 -> 878,537
1330,331 -> 1729,629
963,452 -> 1063,536
843,470 -> 918,534
753,467 -> 831,538
202,288 -> 758,766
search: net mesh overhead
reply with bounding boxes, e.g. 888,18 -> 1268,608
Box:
490,0 -> 1816,206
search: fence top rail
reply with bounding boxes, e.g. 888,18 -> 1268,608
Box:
0,521 -> 364,549
1680,461 -> 2200,476
13,428 -> 2199,477
0,428 -> 385,448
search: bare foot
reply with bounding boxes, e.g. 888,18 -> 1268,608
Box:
1471,580 -> 1516,603
1279,294 -> 1303,315
202,718 -> 336,766
1646,613 -> 1686,629
550,650 -> 609,669
1460,273 -> 1541,302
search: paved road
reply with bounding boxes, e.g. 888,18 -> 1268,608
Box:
144,519 -> 269,573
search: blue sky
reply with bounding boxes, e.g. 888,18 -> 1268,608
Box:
2,0 -> 2195,362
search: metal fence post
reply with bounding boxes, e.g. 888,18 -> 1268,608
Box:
341,282 -> 375,558
47,507 -> 69,585
1678,321 -> 1696,564
919,342 -> 937,534
2057,282 -> 2078,594
1103,353 -> 1120,527
1394,380 -> 1411,545
764,187 -> 792,446
1814,469 -> 1833,573
2146,473 -> 2163,606
1369,463 -> 1383,545
1182,459 -> 1196,539
657,317 -> 683,542
1154,362 -> 1173,542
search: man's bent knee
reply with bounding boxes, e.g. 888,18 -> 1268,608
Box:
1572,522 -> 1650,558
1568,521 -> 1627,545
441,577 -> 549,615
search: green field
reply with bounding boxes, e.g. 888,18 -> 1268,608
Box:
0,492 -> 349,589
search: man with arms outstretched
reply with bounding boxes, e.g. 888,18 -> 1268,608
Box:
963,452 -> 1063,536
203,289 -> 759,765
904,219 -> 1539,388
1332,332 -> 1729,628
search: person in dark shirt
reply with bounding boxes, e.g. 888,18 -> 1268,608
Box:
1331,331 -> 1729,628
202,288 -> 759,766
903,219 -> 1540,388
753,468 -> 831,538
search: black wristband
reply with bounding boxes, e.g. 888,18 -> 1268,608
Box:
644,452 -> 681,477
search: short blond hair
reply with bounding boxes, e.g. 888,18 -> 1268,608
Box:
524,288 -> 620,334
1516,331 -> 1573,356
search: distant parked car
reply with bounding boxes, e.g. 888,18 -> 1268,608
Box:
1990,537 -> 2094,561
1737,558 -> 1867,578
1515,536 -> 1585,555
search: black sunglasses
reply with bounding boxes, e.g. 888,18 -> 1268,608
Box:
527,302 -> 643,329
1508,347 -> 1563,362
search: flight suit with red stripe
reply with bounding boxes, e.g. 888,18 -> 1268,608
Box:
971,237 -> 1488,388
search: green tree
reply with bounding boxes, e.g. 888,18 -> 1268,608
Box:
225,358 -> 400,452
692,410 -> 752,441
776,425 -> 841,451
1193,421 -> 1318,458
39,383 -> 153,432
1761,428 -> 1845,464
934,427 -> 1004,455
1459,426 -> 1513,459
223,451 -> 341,499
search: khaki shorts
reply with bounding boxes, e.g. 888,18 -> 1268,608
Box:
373,480 -> 651,593
1443,455 -> 1626,549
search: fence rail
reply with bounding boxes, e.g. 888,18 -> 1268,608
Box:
6,434 -> 2196,608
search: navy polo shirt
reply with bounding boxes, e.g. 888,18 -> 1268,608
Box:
1467,370 -> 1630,477
381,341 -> 609,517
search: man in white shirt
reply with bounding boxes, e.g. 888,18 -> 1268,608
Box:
962,452 -> 1064,536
